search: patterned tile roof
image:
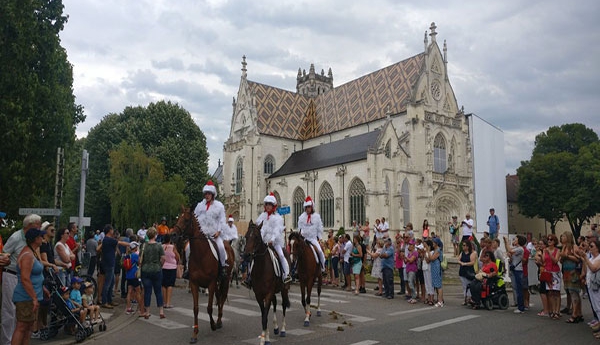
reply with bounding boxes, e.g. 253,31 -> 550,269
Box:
249,53 -> 425,140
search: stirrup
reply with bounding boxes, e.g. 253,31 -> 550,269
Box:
283,275 -> 292,284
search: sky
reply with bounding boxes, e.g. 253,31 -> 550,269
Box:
60,0 -> 600,175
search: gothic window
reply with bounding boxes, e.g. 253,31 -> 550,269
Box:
349,178 -> 366,226
433,133 -> 447,173
292,187 -> 305,229
319,182 -> 334,228
264,155 -> 275,175
235,157 -> 243,195
401,178 -> 410,224
384,139 -> 391,159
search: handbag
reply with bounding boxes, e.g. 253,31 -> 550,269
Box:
539,270 -> 552,284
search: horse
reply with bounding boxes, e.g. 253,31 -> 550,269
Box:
229,235 -> 244,288
172,205 -> 235,344
243,220 -> 290,345
288,231 -> 322,326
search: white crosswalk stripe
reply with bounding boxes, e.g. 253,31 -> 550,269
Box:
410,315 -> 480,332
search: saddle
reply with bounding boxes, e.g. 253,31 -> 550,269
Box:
206,236 -> 227,264
300,236 -> 320,267
249,246 -> 282,278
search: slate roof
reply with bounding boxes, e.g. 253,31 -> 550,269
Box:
269,129 -> 381,178
248,53 -> 424,140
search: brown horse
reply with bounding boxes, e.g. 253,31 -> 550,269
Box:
172,206 -> 235,344
288,231 -> 322,326
244,220 -> 290,345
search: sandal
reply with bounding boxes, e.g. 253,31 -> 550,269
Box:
428,301 -> 434,306
160,314 -> 166,319
537,311 -> 548,317
566,317 -> 577,323
374,292 -> 383,296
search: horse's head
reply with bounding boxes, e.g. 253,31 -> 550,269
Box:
173,205 -> 198,239
243,220 -> 262,261
288,231 -> 302,262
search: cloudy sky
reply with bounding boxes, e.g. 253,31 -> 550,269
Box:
60,0 -> 600,175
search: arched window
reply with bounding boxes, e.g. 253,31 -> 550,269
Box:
235,158 -> 243,194
264,155 -> 275,175
349,178 -> 366,226
319,182 -> 334,227
401,178 -> 410,224
384,139 -> 391,159
292,188 -> 305,229
433,133 -> 447,173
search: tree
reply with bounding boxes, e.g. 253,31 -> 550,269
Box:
517,124 -> 600,238
83,101 -> 209,229
109,142 -> 187,229
0,0 -> 85,218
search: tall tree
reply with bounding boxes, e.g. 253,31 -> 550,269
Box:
517,124 -> 600,238
83,101 -> 209,229
0,0 -> 85,218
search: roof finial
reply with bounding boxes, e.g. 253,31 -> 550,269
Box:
424,30 -> 428,52
241,55 -> 247,78
443,39 -> 447,62
429,22 -> 437,42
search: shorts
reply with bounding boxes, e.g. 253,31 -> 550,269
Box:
127,278 -> 141,288
15,300 -> 36,322
417,269 -> 425,284
162,269 -> 176,287
343,261 -> 351,276
352,261 -> 362,275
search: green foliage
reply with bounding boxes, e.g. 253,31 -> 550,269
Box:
0,0 -> 84,219
337,227 -> 346,237
517,123 -> 600,238
82,101 -> 209,229
109,143 -> 187,230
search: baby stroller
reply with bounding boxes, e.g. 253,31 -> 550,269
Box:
467,260 -> 510,310
39,269 -> 95,342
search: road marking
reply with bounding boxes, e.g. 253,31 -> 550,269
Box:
230,298 -> 297,312
318,309 -> 375,323
350,341 -> 379,345
170,306 -> 230,322
388,307 -> 434,316
284,329 -> 314,336
199,302 -> 261,316
320,322 -> 344,329
288,292 -> 349,304
409,315 -> 480,332
141,315 -> 188,329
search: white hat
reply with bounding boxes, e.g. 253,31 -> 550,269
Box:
303,196 -> 314,208
228,215 -> 234,222
263,192 -> 277,205
129,241 -> 139,249
41,221 -> 51,231
203,180 -> 217,197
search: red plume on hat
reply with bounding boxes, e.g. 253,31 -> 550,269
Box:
203,180 -> 217,197
303,196 -> 314,208
228,214 -> 234,222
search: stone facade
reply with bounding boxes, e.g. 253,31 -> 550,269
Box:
222,23 -> 475,248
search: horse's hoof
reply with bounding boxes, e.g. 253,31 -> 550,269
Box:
265,342 -> 271,345
189,338 -> 197,344
303,321 -> 310,327
273,328 -> 279,335
280,331 -> 286,337
210,324 -> 217,331
216,322 -> 223,329
317,310 -> 321,317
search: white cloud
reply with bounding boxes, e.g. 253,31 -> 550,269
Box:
61,0 -> 600,174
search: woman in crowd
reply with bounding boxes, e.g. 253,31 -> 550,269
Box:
161,234 -> 180,309
404,240 -> 418,304
534,237 -> 550,317
422,240 -> 435,306
577,237 -> 600,340
330,236 -> 340,287
505,235 -> 526,314
431,237 -> 444,307
350,235 -> 363,295
422,219 -> 430,239
12,228 -> 46,344
543,234 -> 562,319
54,227 -> 75,286
33,222 -> 58,339
470,250 -> 497,309
395,235 -> 406,295
560,231 -> 583,323
458,240 -> 477,305
368,239 -> 384,295
140,227 -> 166,319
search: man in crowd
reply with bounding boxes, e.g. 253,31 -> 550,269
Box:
1,214 -> 42,345
381,238 -> 395,299
97,224 -> 130,309
66,222 -> 80,270
487,208 -> 500,240
461,214 -> 474,242
156,217 -> 169,243
380,217 -> 390,239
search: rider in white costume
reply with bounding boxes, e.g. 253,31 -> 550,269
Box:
256,193 -> 292,284
194,180 -> 233,276
297,196 -> 326,272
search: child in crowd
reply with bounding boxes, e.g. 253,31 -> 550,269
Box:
125,241 -> 143,316
82,282 -> 100,323
62,286 -> 88,328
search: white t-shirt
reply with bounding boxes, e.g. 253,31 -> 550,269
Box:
462,218 -> 474,237
137,228 -> 148,239
343,241 -> 353,263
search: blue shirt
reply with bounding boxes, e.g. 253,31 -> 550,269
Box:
381,245 -> 395,269
13,252 -> 44,302
70,289 -> 82,305
125,252 -> 139,280
101,236 -> 118,268
488,214 -> 499,234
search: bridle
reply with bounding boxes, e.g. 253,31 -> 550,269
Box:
245,224 -> 268,259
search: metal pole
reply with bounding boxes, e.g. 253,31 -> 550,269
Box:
78,150 -> 89,237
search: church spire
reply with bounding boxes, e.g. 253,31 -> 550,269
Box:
424,30 -> 428,53
241,55 -> 247,78
429,22 -> 437,43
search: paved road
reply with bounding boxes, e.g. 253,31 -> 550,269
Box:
36,280 -> 598,345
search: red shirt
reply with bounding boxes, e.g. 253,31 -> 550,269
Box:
66,236 -> 78,268
522,247 -> 530,277
482,262 -> 498,275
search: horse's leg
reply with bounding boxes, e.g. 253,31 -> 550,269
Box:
317,270 -> 322,317
271,295 -> 279,335
301,279 -> 310,327
305,276 -> 314,326
280,291 -> 287,337
189,282 -> 200,344
207,282 -> 216,331
256,294 -> 270,345
216,272 -> 230,329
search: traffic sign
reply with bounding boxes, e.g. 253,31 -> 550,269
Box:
277,206 -> 291,215
18,208 -> 61,216
70,216 -> 91,227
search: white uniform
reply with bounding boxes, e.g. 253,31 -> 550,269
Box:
256,211 -> 289,278
224,223 -> 238,242
194,199 -> 230,266
298,212 -> 325,270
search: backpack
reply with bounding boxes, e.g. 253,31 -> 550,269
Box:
122,255 -> 133,271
